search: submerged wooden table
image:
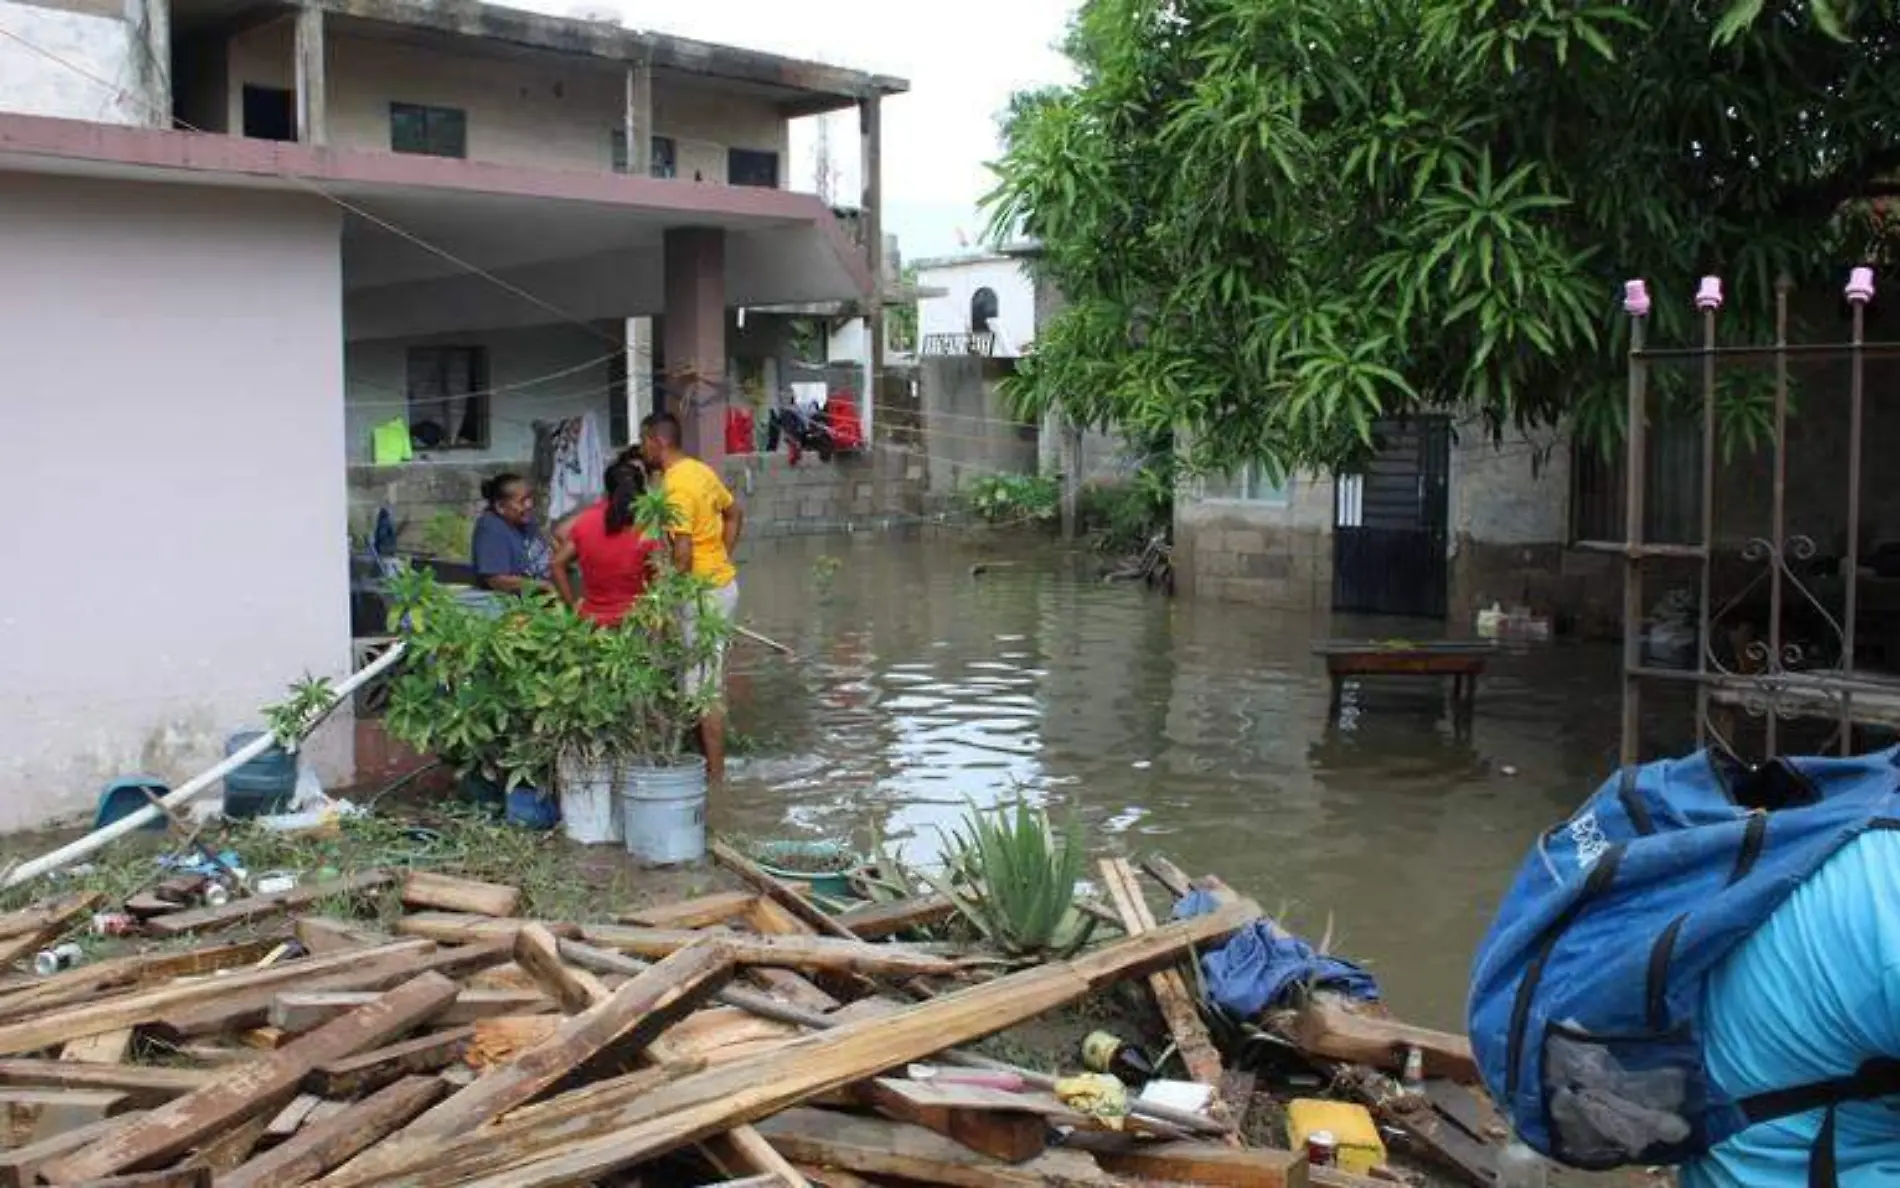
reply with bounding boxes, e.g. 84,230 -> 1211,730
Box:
1314,640 -> 1498,731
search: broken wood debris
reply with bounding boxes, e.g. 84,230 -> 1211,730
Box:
0,851 -> 1505,1187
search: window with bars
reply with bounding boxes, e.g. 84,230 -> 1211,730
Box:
1196,464 -> 1291,505
610,131 -> 678,178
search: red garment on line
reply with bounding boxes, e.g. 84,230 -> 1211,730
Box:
725,407 -> 756,456
827,392 -> 864,451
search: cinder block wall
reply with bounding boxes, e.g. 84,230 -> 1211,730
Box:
720,444 -> 933,542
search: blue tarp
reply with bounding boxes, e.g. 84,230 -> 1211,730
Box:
1172,888 -> 1380,1017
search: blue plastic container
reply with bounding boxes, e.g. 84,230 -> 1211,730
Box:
222,732 -> 296,819
506,789 -> 560,831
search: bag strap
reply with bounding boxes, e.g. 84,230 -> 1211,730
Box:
1741,1057 -> 1900,1125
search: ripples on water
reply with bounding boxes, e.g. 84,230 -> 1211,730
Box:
722,531 -> 1642,1028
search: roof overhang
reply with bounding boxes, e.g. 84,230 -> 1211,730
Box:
0,113 -> 875,338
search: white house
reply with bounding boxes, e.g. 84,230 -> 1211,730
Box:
913,247 -> 1039,358
0,0 -> 904,829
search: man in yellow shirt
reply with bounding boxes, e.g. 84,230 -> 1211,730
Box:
640,412 -> 744,780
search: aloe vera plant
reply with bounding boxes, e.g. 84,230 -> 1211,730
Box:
926,799 -> 1096,959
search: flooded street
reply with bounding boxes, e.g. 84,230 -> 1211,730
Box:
721,531 -> 1644,1031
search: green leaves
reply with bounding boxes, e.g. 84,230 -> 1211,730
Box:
924,799 -> 1096,959
987,0 -> 1900,472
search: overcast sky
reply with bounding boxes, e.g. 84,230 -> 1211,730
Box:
518,0 -> 1078,261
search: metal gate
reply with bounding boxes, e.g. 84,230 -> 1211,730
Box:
1602,270 -> 1894,765
1331,417 -> 1451,618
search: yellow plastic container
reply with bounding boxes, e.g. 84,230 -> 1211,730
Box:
1286,1098 -> 1386,1174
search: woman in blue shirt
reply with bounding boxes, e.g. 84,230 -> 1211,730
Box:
469,473 -> 551,594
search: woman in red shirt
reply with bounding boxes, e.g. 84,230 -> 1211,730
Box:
550,459 -> 663,627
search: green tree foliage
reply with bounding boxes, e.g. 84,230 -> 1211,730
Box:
986,0 -> 1900,475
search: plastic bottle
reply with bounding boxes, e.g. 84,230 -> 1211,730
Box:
1080,1031 -> 1157,1084
1497,1138 -> 1549,1188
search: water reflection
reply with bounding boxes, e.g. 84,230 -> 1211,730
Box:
722,532 -> 1640,1029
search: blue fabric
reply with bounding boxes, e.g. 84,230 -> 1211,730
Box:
1682,830 -> 1900,1188
1467,747 -> 1900,1174
1172,889 -> 1380,1017
471,511 -> 539,582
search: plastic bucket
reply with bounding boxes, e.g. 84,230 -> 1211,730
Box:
558,757 -> 621,846
750,840 -> 860,899
619,757 -> 708,866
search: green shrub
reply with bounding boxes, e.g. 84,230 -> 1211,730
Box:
960,474 -> 1061,526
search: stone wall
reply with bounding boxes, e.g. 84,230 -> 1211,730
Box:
720,444 -> 931,541
918,356 -> 1038,497
1174,474 -> 1335,608
347,459 -> 510,551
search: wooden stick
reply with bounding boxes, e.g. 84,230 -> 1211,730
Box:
319,900 -> 1257,1187
1098,859 -> 1229,1098
305,1027 -> 476,1098
835,894 -> 957,940
710,840 -> 860,941
1063,1134 -> 1310,1187
0,1062 -> 211,1109
40,973 -> 459,1182
620,890 -> 759,928
145,871 -> 396,937
392,941 -> 733,1142
581,923 -> 957,977
0,894 -> 101,970
512,923 -> 606,1015
220,1077 -> 446,1188
394,914 -> 581,945
735,625 -> 796,656
399,872 -> 520,919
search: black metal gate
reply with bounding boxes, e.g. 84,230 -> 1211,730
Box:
1331,417 -> 1451,618
1330,416 -> 1444,615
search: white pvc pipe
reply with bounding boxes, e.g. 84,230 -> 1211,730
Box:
3,642 -> 409,890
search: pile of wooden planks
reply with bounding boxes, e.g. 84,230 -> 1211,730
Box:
0,863 -> 1337,1187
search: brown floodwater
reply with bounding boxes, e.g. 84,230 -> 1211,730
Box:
718,530 -> 1679,1033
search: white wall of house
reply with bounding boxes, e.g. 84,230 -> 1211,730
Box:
220,20 -> 791,181
0,0 -> 147,125
915,257 -> 1036,357
0,173 -> 351,830
344,324 -> 618,464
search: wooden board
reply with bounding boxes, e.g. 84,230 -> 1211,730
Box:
393,914 -> 580,945
581,923 -> 960,977
0,1088 -> 128,1148
295,918 -> 396,957
58,1167 -> 210,1187
753,1109 -> 1113,1188
1291,997 -> 1478,1083
0,1062 -> 213,1108
38,972 -> 459,1182
465,1016 -> 561,1071
145,871 -> 395,937
737,900 -> 848,1011
399,871 -> 520,919
710,841 -> 860,941
0,1110 -> 144,1188
220,1076 -> 444,1188
305,1027 -> 476,1097
271,989 -> 550,1035
512,923 -> 607,1014
60,1030 -> 133,1065
1098,859 -> 1227,1096
862,1078 -> 1063,1163
395,940 -> 733,1141
699,1126 -> 811,1188
835,894 -> 957,940
1064,1135 -> 1310,1187
316,899 -> 1259,1188
620,890 -> 759,928
149,941 -> 511,1040
0,938 -> 287,1027
0,894 -> 101,970
185,1110 -> 269,1173
0,940 -> 435,1057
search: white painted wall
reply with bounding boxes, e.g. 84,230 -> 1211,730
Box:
0,0 -> 145,125
344,324 -> 618,463
0,173 -> 351,830
915,256 -> 1037,357
222,22 -> 790,180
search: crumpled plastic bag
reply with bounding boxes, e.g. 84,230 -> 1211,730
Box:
1055,1072 -> 1129,1130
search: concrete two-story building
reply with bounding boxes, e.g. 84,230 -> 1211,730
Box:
0,0 -> 906,826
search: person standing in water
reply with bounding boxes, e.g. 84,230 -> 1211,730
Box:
549,459 -> 662,627
639,412 -> 743,780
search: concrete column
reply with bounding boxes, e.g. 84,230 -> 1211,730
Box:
624,316 -> 654,434
125,0 -> 170,128
623,57 -> 651,175
1060,418 -> 1082,542
294,4 -> 327,146
662,227 -> 727,462
859,93 -> 883,445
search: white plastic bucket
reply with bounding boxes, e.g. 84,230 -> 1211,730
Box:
619,757 -> 708,865
558,756 -> 622,846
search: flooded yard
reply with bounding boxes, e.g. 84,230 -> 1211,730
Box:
720,530 -> 1650,1031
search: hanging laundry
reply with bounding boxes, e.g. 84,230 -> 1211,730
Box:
534,412 -> 604,524
371,418 -> 413,465
725,406 -> 756,456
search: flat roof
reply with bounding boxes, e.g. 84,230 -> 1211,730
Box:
302,0 -> 909,114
